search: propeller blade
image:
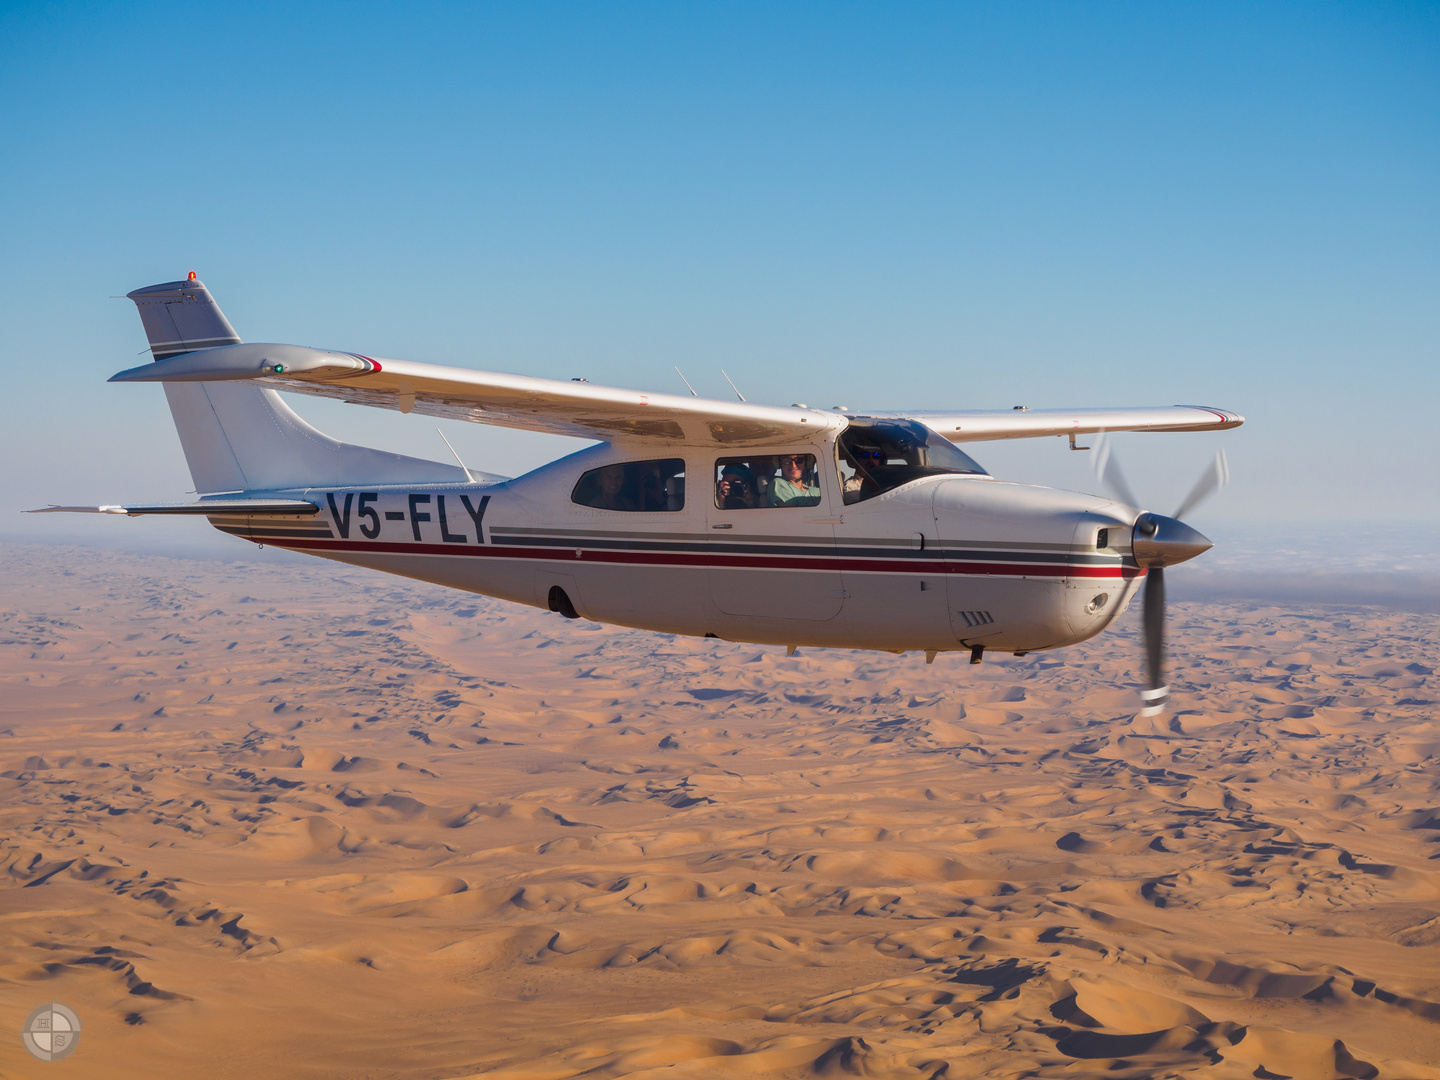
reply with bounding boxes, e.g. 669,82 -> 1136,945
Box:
1173,449 -> 1230,521
1093,437 -> 1140,508
1140,565 -> 1167,714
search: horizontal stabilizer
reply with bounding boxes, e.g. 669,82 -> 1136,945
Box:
29,499 -> 320,517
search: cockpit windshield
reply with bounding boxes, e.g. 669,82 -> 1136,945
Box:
837,419 -> 988,504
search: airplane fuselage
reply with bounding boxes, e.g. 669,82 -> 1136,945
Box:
214,440 -> 1144,656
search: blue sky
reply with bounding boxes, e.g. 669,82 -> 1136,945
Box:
1,1 -> 1436,550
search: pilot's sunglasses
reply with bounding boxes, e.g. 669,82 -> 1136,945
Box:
780,456 -> 806,465
857,450 -> 883,461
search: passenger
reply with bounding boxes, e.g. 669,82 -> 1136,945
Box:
635,461 -> 668,512
717,463 -> 758,509
597,464 -> 637,511
768,454 -> 821,506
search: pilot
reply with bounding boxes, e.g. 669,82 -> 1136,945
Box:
717,463 -> 757,509
768,454 -> 821,506
842,445 -> 884,500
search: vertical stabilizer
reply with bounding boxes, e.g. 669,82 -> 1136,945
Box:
129,275 -> 242,359
127,276 -> 466,493
129,277 -> 248,493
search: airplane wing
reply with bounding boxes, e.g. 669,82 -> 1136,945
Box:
109,343 -> 1241,447
887,406 -> 1244,443
109,343 -> 841,447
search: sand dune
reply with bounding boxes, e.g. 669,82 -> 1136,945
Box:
2,542 -> 1439,1078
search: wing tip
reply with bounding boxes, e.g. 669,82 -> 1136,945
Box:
1185,406 -> 1245,429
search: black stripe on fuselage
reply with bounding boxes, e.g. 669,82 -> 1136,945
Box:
223,533 -> 1141,581
482,531 -> 1124,566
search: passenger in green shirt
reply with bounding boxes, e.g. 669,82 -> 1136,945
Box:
768,454 -> 821,506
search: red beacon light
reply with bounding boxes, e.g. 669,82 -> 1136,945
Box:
187,271 -> 196,281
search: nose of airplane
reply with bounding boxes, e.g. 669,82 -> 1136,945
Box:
1131,512 -> 1212,568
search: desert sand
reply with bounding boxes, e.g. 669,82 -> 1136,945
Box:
2,541 -> 1439,1079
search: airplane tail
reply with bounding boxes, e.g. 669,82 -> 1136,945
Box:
127,276 -> 466,493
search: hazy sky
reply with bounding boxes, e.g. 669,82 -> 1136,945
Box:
2,2 -> 1436,550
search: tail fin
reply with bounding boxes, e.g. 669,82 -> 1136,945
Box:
127,276 -> 466,493
129,274 -> 243,359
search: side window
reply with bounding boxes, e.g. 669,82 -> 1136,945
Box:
572,459 -> 686,512
714,454 -> 822,509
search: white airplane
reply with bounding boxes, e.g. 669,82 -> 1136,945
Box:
39,275 -> 1242,712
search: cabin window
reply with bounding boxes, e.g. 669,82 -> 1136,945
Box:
837,420 -> 987,505
572,459 -> 686,512
714,454 -> 822,509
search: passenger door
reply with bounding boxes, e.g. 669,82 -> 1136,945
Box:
706,451 -> 844,621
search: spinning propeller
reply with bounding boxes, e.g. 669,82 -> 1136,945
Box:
1093,442 -> 1230,714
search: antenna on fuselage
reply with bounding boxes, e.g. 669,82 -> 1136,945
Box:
720,369 -> 747,403
436,429 -> 476,483
673,366 -> 698,397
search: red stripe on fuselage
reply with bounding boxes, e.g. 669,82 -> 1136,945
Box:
241,535 -> 1142,580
